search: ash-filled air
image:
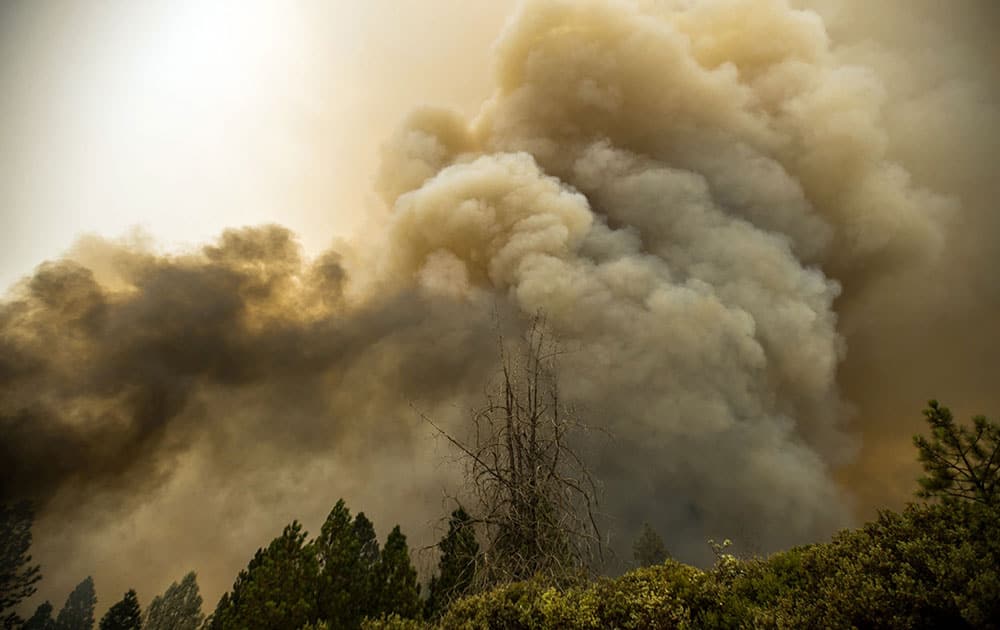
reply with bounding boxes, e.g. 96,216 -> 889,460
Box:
1,0 -> 997,609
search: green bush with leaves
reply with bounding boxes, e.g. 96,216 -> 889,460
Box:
361,614 -> 427,630
432,496 -> 999,629
437,563 -> 701,630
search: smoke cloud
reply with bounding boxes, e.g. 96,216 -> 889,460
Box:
2,0 -> 997,611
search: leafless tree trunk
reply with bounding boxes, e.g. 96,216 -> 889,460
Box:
422,312 -> 603,587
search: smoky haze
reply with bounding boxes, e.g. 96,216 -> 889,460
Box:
2,0 -> 998,613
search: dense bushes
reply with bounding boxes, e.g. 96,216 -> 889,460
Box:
432,500 -> 999,629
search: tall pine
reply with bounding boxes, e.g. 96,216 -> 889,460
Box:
209,522 -> 318,630
426,507 -> 479,618
98,590 -> 141,630
56,577 -> 96,630
632,522 -> 669,567
374,526 -> 421,620
1,501 -> 42,628
23,601 -> 56,630
145,572 -> 203,630
314,500 -> 369,629
351,512 -> 380,620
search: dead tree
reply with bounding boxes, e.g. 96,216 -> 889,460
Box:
423,314 -> 603,588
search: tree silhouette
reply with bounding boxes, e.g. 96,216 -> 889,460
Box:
374,526 -> 421,620
23,601 -> 56,630
315,500 -> 370,628
56,577 -> 96,630
914,400 -> 1000,506
632,522 -> 669,567
422,314 -> 602,586
426,507 -> 479,618
99,590 -> 141,630
1,501 -> 42,628
209,522 -> 318,630
145,572 -> 203,630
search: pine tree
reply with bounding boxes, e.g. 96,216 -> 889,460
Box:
210,522 -> 318,630
426,507 -> 479,618
914,400 -> 1000,506
56,577 -> 97,630
632,522 -> 669,567
351,512 -> 380,621
374,526 -> 421,620
99,590 -> 141,630
145,572 -> 203,630
314,500 -> 367,629
1,501 -> 42,628
23,601 -> 56,630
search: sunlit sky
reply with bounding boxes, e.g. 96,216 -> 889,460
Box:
0,0 -> 515,291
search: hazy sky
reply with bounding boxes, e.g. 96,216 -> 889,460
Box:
2,0 -> 997,618
0,0 -> 514,291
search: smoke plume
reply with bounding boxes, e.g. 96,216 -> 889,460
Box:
2,0 -> 997,610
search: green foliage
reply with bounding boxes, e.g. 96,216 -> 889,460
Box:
426,507 -> 479,619
361,614 -> 427,630
375,527 -> 422,621
210,500 -> 424,630
437,564 -> 696,630
23,601 -> 56,630
314,501 -> 377,628
99,590 -> 142,630
354,512 -> 381,591
56,576 -> 97,630
1,501 -> 42,628
762,501 -> 1000,629
145,571 -> 203,630
210,522 -> 318,630
914,400 -> 1000,506
435,499 -> 1000,629
632,523 -> 669,568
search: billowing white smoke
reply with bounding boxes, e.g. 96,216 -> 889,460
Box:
7,0 -> 998,609
370,0 -> 954,554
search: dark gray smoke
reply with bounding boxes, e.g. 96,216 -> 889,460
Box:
2,0 -> 997,611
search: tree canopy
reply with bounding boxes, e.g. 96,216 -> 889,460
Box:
145,572 -> 203,630
99,590 -> 142,630
210,522 -> 318,630
427,507 -> 479,619
209,500 -> 424,630
914,400 -> 1000,506
56,577 -> 96,630
632,523 -> 669,568
374,526 -> 421,620
22,601 -> 56,630
314,501 -> 370,628
1,501 -> 42,628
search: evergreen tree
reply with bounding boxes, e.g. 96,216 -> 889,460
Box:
352,512 -> 380,620
210,522 -> 318,630
23,601 -> 56,630
914,400 -> 1000,506
99,590 -> 141,630
56,577 -> 96,630
426,507 -> 479,618
315,500 -> 367,628
353,513 -> 380,576
374,526 -> 421,620
145,572 -> 203,630
1,501 -> 42,628
632,522 -> 669,567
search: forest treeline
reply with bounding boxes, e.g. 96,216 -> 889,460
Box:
3,399 -> 998,629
